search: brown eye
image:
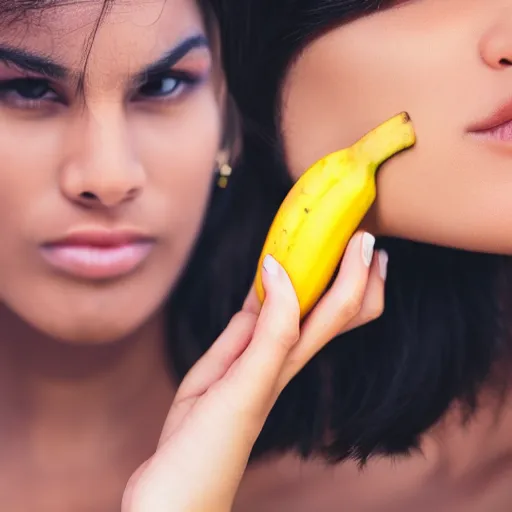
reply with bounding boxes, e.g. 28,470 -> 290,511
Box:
0,77 -> 61,110
0,78 -> 57,100
135,71 -> 202,102
139,77 -> 181,97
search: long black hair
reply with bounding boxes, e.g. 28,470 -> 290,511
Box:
3,0 -> 511,465
174,0 -> 512,464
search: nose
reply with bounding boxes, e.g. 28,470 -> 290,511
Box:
480,17 -> 512,70
60,109 -> 146,209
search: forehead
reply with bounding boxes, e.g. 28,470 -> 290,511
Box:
0,0 -> 206,71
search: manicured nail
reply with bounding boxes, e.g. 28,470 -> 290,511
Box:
378,250 -> 388,280
262,254 -> 280,276
361,233 -> 375,267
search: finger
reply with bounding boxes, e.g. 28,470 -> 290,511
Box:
159,312 -> 258,444
242,283 -> 261,314
161,256 -> 300,460
174,311 -> 258,403
226,254 -> 300,410
343,249 -> 387,332
278,231 -> 375,389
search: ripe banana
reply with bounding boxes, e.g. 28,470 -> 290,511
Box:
254,112 -> 416,319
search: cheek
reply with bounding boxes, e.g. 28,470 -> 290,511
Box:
281,24 -> 468,178
279,16 -> 512,254
375,137 -> 512,254
0,116 -> 62,248
136,92 -> 221,245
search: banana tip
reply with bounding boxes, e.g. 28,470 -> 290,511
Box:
401,112 -> 411,123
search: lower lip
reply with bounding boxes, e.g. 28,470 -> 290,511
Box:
471,120 -> 512,142
40,242 -> 154,280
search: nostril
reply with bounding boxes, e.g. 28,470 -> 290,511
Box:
126,188 -> 139,199
80,191 -> 97,200
499,58 -> 512,66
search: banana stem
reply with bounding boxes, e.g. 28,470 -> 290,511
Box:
353,112 -> 416,173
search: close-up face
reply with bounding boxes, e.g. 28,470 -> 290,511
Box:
0,0 -> 224,343
281,0 -> 512,254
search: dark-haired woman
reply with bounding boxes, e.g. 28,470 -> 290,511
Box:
0,1 -> 381,510
209,0 -> 512,510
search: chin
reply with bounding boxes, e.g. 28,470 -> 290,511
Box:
55,318 -> 146,345
1,277 -> 170,346
15,306 -> 155,345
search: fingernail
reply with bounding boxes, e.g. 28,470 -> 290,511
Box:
378,250 -> 388,280
262,254 -> 280,276
361,233 -> 375,267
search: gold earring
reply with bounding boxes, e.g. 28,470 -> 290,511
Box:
216,150 -> 232,189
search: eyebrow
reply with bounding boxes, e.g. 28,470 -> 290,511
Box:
0,34 -> 209,82
135,34 -> 209,82
0,46 -> 67,79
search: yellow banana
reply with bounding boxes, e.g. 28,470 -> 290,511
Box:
254,112 -> 416,319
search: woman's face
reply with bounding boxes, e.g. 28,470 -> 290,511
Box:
281,0 -> 512,253
0,0 -> 224,343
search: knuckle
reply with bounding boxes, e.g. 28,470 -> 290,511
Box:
340,294 -> 364,320
367,298 -> 385,320
273,317 -> 301,352
357,303 -> 384,326
349,297 -> 385,332
282,321 -> 301,346
273,297 -> 301,349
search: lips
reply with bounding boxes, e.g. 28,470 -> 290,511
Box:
471,120 -> 512,142
40,229 -> 155,280
469,99 -> 512,142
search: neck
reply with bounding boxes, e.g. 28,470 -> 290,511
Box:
0,304 -> 175,465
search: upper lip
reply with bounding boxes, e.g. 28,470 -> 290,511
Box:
43,228 -> 155,248
468,98 -> 512,132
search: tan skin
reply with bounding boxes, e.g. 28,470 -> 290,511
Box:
0,0 -> 386,511
4,0 -> 511,511
0,0 -> 221,508
282,0 -> 512,252
235,0 -> 512,511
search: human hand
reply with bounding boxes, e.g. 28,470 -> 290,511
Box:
122,231 -> 387,512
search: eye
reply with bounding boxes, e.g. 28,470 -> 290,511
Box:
139,77 -> 181,97
0,78 -> 59,108
136,72 -> 200,101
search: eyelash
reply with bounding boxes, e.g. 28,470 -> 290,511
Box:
0,71 -> 203,111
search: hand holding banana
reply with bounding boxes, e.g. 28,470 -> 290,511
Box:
123,114 -> 416,512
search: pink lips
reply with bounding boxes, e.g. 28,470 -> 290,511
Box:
40,230 -> 155,280
469,99 -> 512,142
471,120 -> 512,142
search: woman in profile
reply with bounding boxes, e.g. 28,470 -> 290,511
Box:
205,0 -> 512,510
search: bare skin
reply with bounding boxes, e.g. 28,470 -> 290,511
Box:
0,308 -> 174,511
0,1 -> 385,511
3,0 -> 512,510
0,0 -> 223,509
281,0 -> 512,252
236,396 -> 512,511
231,0 -> 512,510
0,1 -> 388,510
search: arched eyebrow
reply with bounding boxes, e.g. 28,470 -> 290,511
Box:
0,45 -> 67,78
0,34 -> 210,82
134,34 -> 209,82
